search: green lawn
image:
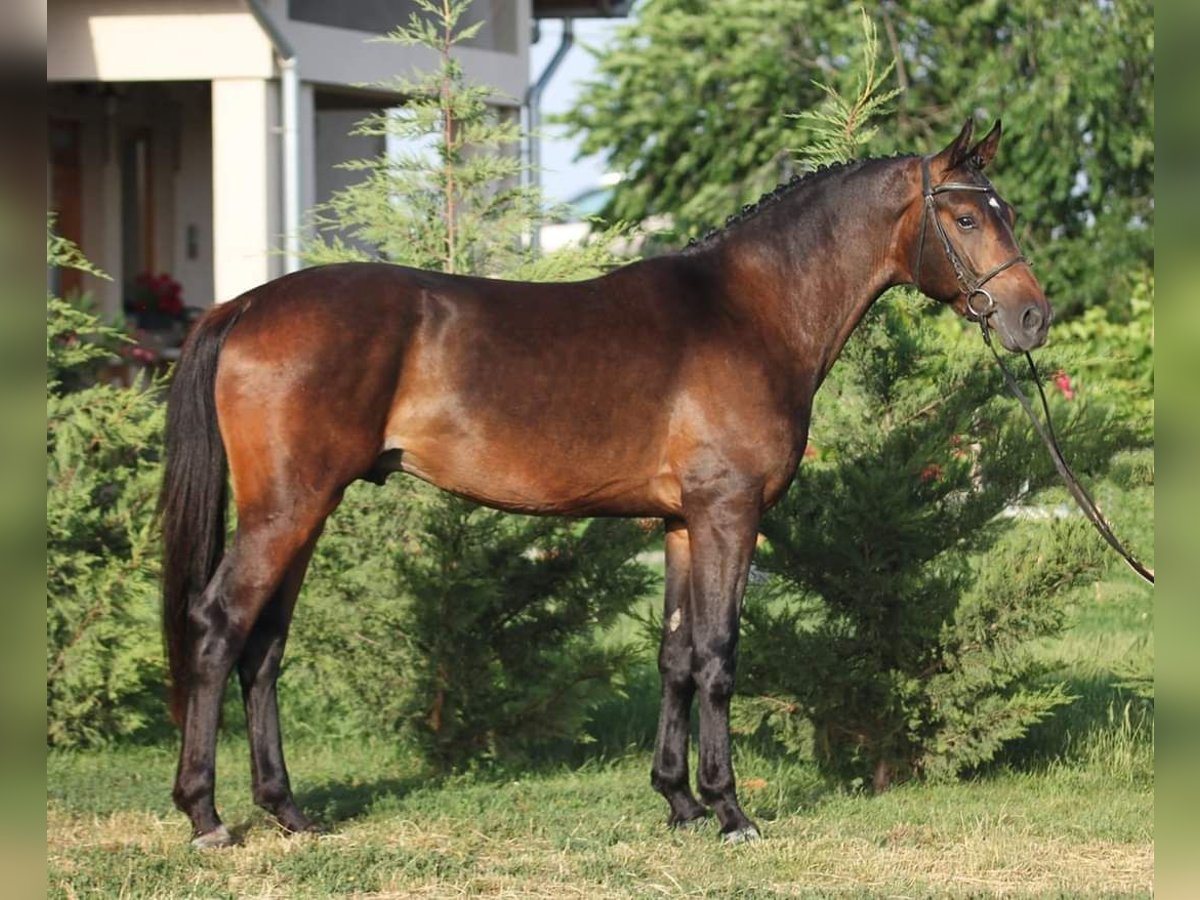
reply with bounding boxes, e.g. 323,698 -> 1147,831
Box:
48,483 -> 1153,897
48,728 -> 1150,897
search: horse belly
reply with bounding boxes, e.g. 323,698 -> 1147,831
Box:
387,412 -> 679,518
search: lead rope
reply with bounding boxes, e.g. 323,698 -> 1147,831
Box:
979,319 -> 1154,585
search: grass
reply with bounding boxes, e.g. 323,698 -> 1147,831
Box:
48,730 -> 1151,898
48,589 -> 1152,897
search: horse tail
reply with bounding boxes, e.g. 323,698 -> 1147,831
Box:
159,299 -> 246,726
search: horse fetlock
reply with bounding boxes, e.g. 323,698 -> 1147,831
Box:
252,780 -> 294,812
698,779 -> 735,805
668,804 -> 710,829
651,761 -> 687,794
172,775 -> 215,813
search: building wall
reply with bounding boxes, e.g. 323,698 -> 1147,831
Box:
48,0 -> 533,308
48,0 -> 530,102
48,82 -> 214,316
211,77 -> 281,302
48,0 -> 274,82
173,85 -> 214,308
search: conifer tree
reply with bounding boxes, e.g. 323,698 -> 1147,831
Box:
731,13 -> 1136,789
294,0 -> 653,769
305,0 -> 626,282
46,231 -> 167,747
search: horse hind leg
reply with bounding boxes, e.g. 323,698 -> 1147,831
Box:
172,493 -> 338,847
237,527 -> 324,835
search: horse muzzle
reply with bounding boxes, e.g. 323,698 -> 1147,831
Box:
994,297 -> 1051,352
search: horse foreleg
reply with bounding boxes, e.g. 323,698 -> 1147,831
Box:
651,519 -> 708,827
237,528 -> 323,835
685,492 -> 761,843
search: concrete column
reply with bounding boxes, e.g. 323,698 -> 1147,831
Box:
211,78 -> 273,302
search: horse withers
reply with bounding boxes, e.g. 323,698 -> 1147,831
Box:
160,119 -> 1049,847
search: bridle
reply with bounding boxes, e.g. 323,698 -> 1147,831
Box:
912,155 -> 1027,320
910,155 -> 1153,585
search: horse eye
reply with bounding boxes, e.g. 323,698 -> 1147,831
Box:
955,215 -> 976,230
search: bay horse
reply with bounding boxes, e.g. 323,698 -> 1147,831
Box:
161,119 -> 1050,847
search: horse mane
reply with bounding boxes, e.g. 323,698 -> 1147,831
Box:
684,153 -> 916,250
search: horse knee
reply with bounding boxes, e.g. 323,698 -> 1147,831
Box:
694,652 -> 736,703
658,651 -> 693,688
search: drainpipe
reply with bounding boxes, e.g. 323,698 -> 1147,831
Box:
246,0 -> 301,274
525,18 -> 574,255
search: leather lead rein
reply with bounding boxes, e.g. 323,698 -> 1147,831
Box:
915,155 -> 1154,586
980,322 -> 1154,585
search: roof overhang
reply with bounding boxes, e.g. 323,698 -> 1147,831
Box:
532,0 -> 632,18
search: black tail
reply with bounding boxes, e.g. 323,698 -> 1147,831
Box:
159,300 -> 245,726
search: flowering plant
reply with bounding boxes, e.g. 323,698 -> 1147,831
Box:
125,272 -> 185,319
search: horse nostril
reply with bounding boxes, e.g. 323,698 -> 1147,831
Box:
1021,305 -> 1044,334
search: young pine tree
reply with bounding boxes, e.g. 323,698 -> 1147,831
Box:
292,0 -> 653,769
305,0 -> 626,281
733,12 -> 1131,789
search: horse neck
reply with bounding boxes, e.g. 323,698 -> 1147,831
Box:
704,156 -> 918,388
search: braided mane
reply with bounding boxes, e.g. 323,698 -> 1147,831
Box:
684,154 -> 915,249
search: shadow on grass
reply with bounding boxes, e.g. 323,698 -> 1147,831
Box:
295,775 -> 427,825
989,670 -> 1153,775
576,659 -> 662,761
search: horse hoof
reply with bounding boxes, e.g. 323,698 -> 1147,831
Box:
191,824 -> 234,849
721,825 -> 762,845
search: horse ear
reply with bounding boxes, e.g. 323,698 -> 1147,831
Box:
932,117 -> 975,173
967,119 -> 1002,169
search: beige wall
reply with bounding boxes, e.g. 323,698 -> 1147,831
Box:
48,0 -> 274,82
49,0 -> 530,102
173,87 -> 215,308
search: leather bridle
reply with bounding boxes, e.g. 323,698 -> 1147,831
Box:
909,156 -> 1153,585
912,155 -> 1027,320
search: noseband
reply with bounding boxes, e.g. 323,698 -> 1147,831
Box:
912,156 -> 1027,319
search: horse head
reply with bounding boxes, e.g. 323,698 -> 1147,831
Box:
911,118 -> 1052,352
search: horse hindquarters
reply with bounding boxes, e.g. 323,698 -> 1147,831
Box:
162,291 -> 383,844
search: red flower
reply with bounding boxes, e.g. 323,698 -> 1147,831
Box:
127,271 -> 186,318
919,463 -> 942,483
1053,370 -> 1075,400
